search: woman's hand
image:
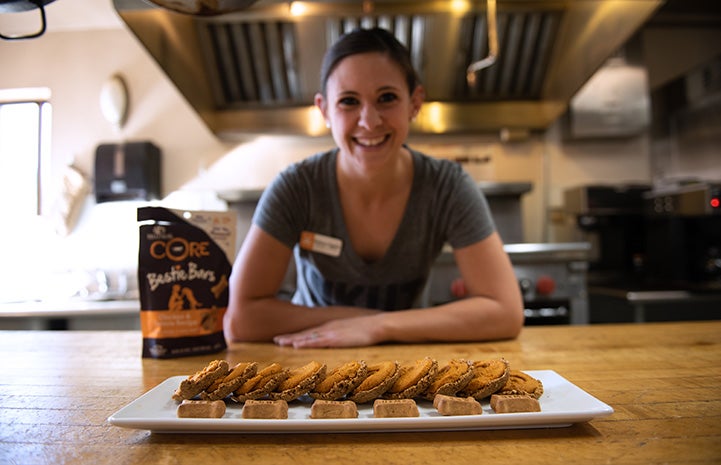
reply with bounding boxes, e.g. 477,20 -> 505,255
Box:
273,315 -> 384,348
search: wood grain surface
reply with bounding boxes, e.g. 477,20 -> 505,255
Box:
1,321 -> 720,465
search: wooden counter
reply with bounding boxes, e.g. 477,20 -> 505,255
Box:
1,321 -> 720,464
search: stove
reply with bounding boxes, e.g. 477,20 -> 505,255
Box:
425,242 -> 591,325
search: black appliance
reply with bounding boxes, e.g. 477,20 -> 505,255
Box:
94,142 -> 161,203
567,182 -> 721,323
563,184 -> 650,281
643,182 -> 721,290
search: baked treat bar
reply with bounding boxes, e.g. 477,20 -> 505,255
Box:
309,399 -> 358,419
241,399 -> 289,419
373,398 -> 419,418
176,399 -> 226,418
433,394 -> 483,416
490,394 -> 541,413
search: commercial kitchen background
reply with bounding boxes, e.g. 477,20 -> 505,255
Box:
0,1 -> 719,318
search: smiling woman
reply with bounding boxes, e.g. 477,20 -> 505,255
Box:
223,27 -> 524,348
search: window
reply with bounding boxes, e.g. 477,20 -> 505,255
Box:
0,88 -> 52,217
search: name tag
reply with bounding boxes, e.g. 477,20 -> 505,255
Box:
300,231 -> 343,257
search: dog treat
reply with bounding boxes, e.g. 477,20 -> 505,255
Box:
233,363 -> 288,402
385,357 -> 438,399
348,361 -> 400,403
490,394 -> 541,413
176,399 -> 226,418
201,361 -> 258,401
423,359 -> 473,400
242,399 -> 289,419
310,399 -> 359,419
311,360 -> 368,400
269,361 -> 326,401
171,359 -> 546,420
433,394 -> 483,416
373,398 -> 420,418
458,358 -> 511,400
499,370 -> 544,399
172,359 -> 230,402
138,207 -> 235,359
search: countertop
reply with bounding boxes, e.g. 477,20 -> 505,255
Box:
0,298 -> 140,318
1,321 -> 720,464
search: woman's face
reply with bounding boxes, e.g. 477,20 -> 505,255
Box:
316,52 -> 424,175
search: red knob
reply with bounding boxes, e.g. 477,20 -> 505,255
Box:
535,275 -> 556,295
451,278 -> 467,298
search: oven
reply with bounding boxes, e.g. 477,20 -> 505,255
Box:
425,242 -> 591,325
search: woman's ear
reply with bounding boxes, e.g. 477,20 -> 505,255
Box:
410,85 -> 425,120
314,92 -> 327,118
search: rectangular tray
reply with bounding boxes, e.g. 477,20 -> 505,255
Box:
108,370 -> 613,434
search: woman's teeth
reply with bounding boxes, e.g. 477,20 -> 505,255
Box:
355,136 -> 386,147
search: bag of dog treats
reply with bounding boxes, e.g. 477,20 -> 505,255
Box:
137,207 -> 236,358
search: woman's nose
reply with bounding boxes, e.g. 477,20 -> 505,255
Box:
358,104 -> 382,129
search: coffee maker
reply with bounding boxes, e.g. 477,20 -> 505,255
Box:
563,184 -> 650,284
643,182 -> 721,290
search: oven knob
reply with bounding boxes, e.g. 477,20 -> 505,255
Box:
450,278 -> 467,298
518,278 -> 533,293
535,275 -> 556,296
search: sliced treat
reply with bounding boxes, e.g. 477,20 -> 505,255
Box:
458,358 -> 511,400
490,394 -> 541,413
422,359 -> 473,400
348,361 -> 401,403
384,357 -> 438,399
242,399 -> 289,419
233,363 -> 289,402
498,370 -> 544,399
268,361 -> 327,401
373,398 -> 420,418
171,359 -> 230,402
201,361 -> 258,401
310,360 -> 368,400
433,394 -> 483,416
309,399 -> 359,419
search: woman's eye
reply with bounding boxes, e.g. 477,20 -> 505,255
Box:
378,92 -> 399,104
338,96 -> 359,107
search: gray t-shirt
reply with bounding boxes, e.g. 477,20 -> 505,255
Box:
253,148 -> 495,311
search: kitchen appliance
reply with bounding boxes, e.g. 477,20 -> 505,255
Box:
564,181 -> 721,323
111,0 -> 662,138
563,184 -> 650,282
94,142 -> 162,203
427,242 -> 590,326
643,182 -> 721,290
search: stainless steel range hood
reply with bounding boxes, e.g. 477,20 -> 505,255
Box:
113,0 -> 662,140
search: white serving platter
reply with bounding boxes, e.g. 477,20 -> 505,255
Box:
108,370 -> 613,434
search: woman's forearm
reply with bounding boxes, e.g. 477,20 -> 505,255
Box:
376,296 -> 523,343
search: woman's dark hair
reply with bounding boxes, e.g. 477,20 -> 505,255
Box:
319,27 -> 421,96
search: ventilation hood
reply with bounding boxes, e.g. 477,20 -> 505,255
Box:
113,0 -> 662,140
